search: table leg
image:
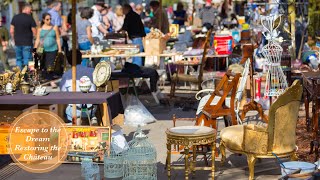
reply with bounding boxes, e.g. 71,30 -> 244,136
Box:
304,89 -> 310,131
185,147 -> 189,180
100,102 -> 110,127
314,99 -> 320,161
167,143 -> 171,179
226,56 -> 229,70
212,141 -> 215,180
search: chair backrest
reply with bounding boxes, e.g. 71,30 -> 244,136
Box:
235,58 -> 250,123
198,29 -> 213,86
267,80 -> 303,154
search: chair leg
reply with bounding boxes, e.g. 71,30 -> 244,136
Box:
184,147 -> 190,180
166,143 -> 172,179
192,146 -> 196,177
247,154 -> 257,180
231,110 -> 237,125
170,81 -> 176,97
220,141 -> 226,165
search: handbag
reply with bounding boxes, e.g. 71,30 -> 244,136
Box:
37,27 -> 53,54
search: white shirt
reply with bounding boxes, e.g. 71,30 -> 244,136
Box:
89,5 -> 103,40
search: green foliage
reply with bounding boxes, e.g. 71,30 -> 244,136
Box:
161,0 -> 180,7
308,0 -> 320,37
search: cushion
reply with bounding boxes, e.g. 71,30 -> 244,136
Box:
220,125 -> 244,151
196,94 -> 222,115
168,126 -> 215,136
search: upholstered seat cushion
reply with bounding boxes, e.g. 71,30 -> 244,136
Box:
168,126 -> 215,136
220,125 -> 244,151
172,73 -> 199,83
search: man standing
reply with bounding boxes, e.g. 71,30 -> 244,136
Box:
199,0 -> 218,29
10,4 -> 37,70
121,4 -> 146,66
48,1 -> 62,28
149,1 -> 169,34
39,1 -> 54,24
89,2 -> 108,41
49,1 -> 69,54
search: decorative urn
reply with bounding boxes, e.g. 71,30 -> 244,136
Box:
5,83 -> 13,94
79,76 -> 92,93
20,81 -> 30,94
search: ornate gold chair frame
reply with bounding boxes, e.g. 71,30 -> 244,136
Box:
166,128 -> 216,180
220,80 -> 303,180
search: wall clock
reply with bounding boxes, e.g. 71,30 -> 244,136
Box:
93,61 -> 112,92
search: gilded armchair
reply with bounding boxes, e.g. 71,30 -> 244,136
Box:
220,80 -> 303,180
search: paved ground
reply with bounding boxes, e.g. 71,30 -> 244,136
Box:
0,85 -> 286,180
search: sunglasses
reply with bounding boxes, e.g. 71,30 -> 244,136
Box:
45,18 -> 51,21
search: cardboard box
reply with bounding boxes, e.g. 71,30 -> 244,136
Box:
112,114 -> 124,126
107,80 -> 119,92
143,38 -> 166,55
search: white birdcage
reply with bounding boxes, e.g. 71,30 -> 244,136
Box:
123,126 -> 157,180
104,144 -> 124,178
81,158 -> 100,180
261,15 -> 288,97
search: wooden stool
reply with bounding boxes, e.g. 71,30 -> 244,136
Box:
166,126 -> 217,180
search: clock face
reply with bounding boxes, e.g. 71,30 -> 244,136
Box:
93,61 -> 111,87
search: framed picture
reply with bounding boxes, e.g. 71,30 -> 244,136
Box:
61,126 -> 111,163
170,24 -> 179,38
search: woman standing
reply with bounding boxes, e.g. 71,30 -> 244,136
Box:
76,7 -> 94,66
172,2 -> 187,27
34,13 -> 61,87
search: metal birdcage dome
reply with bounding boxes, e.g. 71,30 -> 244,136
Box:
123,127 -> 157,180
104,143 -> 124,178
81,158 -> 100,180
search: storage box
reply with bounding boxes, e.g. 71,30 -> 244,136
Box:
143,38 -> 166,55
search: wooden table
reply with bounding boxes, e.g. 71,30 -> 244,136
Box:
0,91 -> 121,127
82,52 -> 179,68
302,72 -> 320,160
183,54 -> 230,70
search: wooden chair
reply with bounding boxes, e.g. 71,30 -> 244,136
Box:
170,29 -> 212,97
220,80 -> 303,180
195,72 -> 241,129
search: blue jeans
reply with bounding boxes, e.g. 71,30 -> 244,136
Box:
79,41 -> 91,67
15,46 -> 32,70
132,38 -> 144,66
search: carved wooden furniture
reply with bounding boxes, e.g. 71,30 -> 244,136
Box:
302,72 -> 320,160
195,72 -> 241,128
166,126 -> 216,180
220,80 -> 303,180
170,30 -> 212,97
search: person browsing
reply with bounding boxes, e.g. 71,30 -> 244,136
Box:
121,4 -> 146,66
10,4 -> 37,70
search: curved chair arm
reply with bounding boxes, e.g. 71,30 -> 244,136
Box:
195,89 -> 214,100
201,78 -> 215,89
